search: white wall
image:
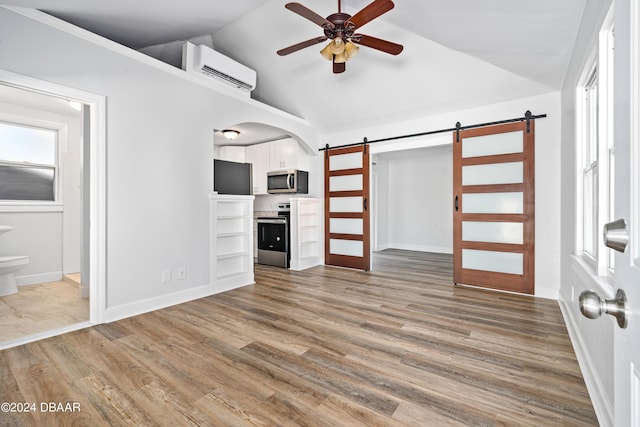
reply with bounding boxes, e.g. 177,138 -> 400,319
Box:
373,147 -> 453,253
0,101 -> 82,285
558,0 -> 616,425
0,7 -> 319,319
320,92 -> 562,299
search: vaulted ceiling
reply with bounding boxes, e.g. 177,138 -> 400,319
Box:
1,0 -> 587,137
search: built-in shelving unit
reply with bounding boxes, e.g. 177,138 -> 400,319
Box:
210,193 -> 255,291
289,198 -> 323,271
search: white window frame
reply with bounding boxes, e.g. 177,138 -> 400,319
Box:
576,6 -> 615,277
0,112 -> 66,211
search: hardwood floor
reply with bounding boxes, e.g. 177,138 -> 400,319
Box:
0,279 -> 89,343
0,250 -> 597,426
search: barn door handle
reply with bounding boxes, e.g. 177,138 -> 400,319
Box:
455,195 -> 459,212
363,197 -> 368,211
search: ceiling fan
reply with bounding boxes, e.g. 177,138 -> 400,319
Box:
277,0 -> 403,74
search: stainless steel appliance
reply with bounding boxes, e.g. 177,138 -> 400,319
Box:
267,170 -> 308,194
257,203 -> 291,268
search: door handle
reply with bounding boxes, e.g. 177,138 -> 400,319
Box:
455,195 -> 459,212
603,219 -> 629,253
363,197 -> 368,211
579,288 -> 628,328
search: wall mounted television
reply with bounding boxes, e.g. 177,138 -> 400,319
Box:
213,159 -> 253,195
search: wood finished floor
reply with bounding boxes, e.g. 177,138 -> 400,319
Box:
0,278 -> 88,343
0,250 -> 597,426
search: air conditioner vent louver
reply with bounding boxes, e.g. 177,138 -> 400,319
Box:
201,65 -> 253,91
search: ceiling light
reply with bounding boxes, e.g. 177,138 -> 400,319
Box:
329,38 -> 345,55
320,43 -> 333,61
222,129 -> 240,140
345,42 -> 359,59
321,38 -> 355,64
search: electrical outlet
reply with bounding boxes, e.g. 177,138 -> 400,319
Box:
161,269 -> 172,283
177,267 -> 187,280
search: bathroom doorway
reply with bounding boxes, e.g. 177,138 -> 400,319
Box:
0,71 -> 106,348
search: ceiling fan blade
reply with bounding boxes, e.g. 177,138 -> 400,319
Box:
347,0 -> 394,29
285,3 -> 335,29
352,34 -> 403,55
333,61 -> 346,74
277,36 -> 328,56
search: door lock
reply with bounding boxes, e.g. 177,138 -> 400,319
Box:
579,288 -> 628,329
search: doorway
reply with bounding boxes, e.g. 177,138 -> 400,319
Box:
0,70 -> 106,348
370,144 -> 454,271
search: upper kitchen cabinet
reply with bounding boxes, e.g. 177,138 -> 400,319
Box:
269,138 -> 309,172
215,145 -> 245,163
245,143 -> 270,195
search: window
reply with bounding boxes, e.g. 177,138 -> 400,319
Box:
582,69 -> 599,260
577,9 -> 615,275
0,121 -> 58,202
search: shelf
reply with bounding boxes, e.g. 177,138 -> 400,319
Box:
217,251 -> 250,260
217,231 -> 250,238
217,215 -> 250,220
211,194 -> 254,288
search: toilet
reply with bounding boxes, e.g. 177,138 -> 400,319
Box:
0,226 -> 30,297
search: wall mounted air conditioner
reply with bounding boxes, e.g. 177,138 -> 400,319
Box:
182,42 -> 257,93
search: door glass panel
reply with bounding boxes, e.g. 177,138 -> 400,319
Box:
330,197 -> 363,213
330,152 -> 363,170
330,175 -> 363,191
462,249 -> 523,275
462,192 -> 523,214
462,221 -> 523,244
330,218 -> 363,234
462,162 -> 523,186
330,239 -> 363,257
462,131 -> 523,158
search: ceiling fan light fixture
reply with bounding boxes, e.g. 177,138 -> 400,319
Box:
334,52 -> 348,64
329,38 -> 345,55
345,41 -> 359,59
320,42 -> 334,60
222,129 -> 240,140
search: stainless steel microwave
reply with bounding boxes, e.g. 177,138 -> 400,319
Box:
267,169 -> 308,194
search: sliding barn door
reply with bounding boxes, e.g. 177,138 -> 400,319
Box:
324,145 -> 370,271
453,121 -> 535,294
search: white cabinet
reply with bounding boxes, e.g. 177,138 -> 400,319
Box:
245,142 -> 270,195
269,138 -> 309,171
215,138 -> 310,195
289,198 -> 323,271
215,145 -> 245,163
210,194 -> 254,291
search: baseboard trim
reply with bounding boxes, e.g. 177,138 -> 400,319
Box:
558,298 -> 613,427
16,271 -> 63,286
387,243 -> 453,254
104,279 -> 252,323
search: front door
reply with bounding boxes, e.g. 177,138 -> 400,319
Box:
611,11 -> 640,421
